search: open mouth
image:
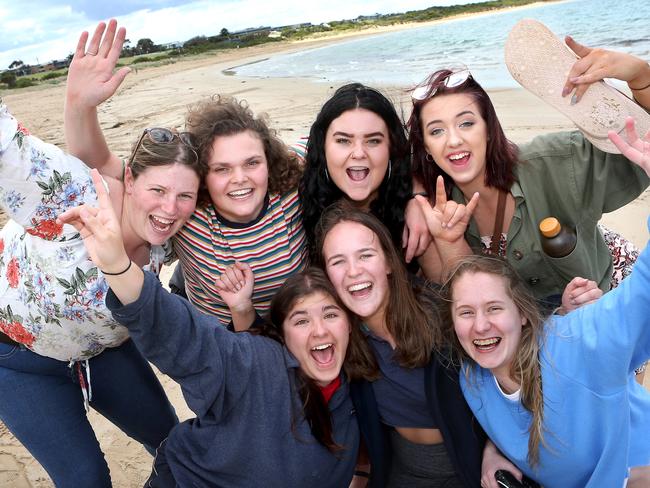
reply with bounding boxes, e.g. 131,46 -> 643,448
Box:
311,343 -> 335,366
149,215 -> 174,233
448,152 -> 471,166
347,281 -> 372,298
346,167 -> 370,181
472,337 -> 501,352
227,188 -> 253,199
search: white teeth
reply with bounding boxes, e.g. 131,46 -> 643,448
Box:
228,188 -> 253,197
473,338 -> 500,346
151,216 -> 174,225
311,344 -> 332,351
449,152 -> 469,161
347,282 -> 371,292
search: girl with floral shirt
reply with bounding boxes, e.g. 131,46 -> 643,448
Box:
0,94 -> 203,486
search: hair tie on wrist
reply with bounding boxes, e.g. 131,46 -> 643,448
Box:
412,191 -> 429,198
101,260 -> 132,276
354,470 -> 370,478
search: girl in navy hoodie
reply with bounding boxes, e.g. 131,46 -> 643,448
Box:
58,170 -> 361,488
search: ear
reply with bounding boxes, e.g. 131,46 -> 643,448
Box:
123,166 -> 135,195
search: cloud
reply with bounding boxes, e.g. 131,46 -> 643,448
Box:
0,0 -> 481,68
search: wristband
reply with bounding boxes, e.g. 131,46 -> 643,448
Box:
354,470 -> 370,478
101,260 -> 132,276
411,191 -> 429,198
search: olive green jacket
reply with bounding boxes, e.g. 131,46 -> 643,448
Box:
452,130 -> 649,300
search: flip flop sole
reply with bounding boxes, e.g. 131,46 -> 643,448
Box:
505,19 -> 650,154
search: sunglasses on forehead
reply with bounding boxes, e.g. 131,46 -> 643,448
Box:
128,127 -> 198,166
411,68 -> 472,101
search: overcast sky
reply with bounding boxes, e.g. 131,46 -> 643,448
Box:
0,0 -> 483,69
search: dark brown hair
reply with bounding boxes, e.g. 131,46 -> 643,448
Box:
315,202 -> 443,380
185,95 -> 302,206
266,267 -> 366,453
407,69 -> 519,199
442,255 -> 546,467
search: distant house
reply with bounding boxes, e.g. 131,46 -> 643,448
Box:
231,26 -> 272,39
161,41 -> 183,50
268,30 -> 282,39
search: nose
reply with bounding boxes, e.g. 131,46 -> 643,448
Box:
447,127 -> 463,148
231,165 -> 248,183
161,194 -> 178,215
312,317 -> 328,338
350,140 -> 366,159
474,311 -> 491,334
346,258 -> 362,278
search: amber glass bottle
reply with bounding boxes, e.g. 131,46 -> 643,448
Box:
539,217 -> 577,258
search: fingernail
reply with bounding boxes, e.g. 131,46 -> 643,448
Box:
561,86 -> 569,97
570,94 -> 578,106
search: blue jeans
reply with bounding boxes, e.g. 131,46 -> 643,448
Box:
0,339 -> 178,487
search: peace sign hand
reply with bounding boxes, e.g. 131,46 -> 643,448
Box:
66,19 -> 131,109
56,169 -> 129,273
415,176 -> 479,243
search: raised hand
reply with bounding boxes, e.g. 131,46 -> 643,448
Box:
66,19 -> 131,109
415,176 -> 479,243
560,276 -> 603,314
403,197 -> 433,263
608,117 -> 650,176
562,36 -> 650,103
56,169 -> 128,273
215,261 -> 256,330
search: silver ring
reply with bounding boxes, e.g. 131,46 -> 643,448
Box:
86,51 -> 98,56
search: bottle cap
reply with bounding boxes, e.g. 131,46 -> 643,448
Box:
539,217 -> 561,238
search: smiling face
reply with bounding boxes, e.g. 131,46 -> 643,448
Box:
420,93 -> 488,192
322,221 -> 391,330
324,108 -> 391,208
451,271 -> 526,388
124,163 -> 199,245
204,130 -> 269,223
282,291 -> 351,387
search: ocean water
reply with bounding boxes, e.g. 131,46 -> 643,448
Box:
234,0 -> 650,89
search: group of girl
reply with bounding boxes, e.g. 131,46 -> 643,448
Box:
1,17 -> 649,488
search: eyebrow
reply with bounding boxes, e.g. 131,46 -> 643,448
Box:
288,309 -> 307,320
209,155 -> 262,167
425,110 -> 476,129
331,131 -> 386,138
326,247 -> 376,263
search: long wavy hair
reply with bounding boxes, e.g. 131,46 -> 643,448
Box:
442,255 -> 546,467
407,69 -> 519,199
314,202 -> 443,380
300,83 -> 412,260
260,267 -> 366,453
186,95 -> 303,207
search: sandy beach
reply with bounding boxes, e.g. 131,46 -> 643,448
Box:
1,8 -> 649,486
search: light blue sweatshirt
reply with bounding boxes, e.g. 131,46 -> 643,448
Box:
461,218 -> 650,487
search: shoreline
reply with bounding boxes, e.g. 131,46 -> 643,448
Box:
0,0 -> 648,485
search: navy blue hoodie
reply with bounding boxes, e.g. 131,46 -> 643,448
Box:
107,272 -> 359,487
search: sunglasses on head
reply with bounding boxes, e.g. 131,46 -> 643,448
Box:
128,127 -> 197,166
411,68 -> 472,101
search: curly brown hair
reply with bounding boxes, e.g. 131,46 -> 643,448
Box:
185,95 -> 303,207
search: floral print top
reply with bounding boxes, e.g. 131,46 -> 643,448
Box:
0,99 -> 164,361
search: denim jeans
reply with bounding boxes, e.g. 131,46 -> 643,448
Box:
0,339 -> 178,487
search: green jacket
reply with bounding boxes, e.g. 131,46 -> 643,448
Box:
452,131 -> 649,300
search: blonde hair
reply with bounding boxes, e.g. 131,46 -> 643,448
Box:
442,255 -> 547,467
